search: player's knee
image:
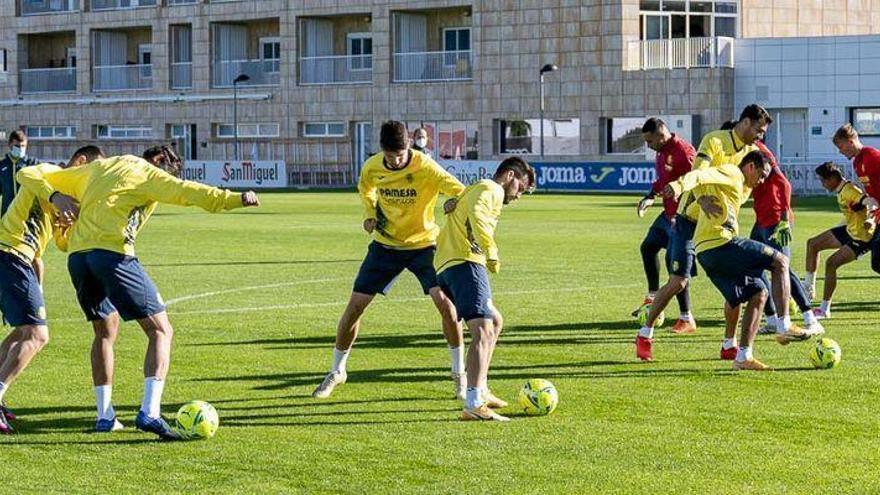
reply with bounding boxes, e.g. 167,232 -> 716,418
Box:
22,325 -> 49,349
670,276 -> 688,292
771,253 -> 789,271
806,236 -> 818,251
753,290 -> 768,304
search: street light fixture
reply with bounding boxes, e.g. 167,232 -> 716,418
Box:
539,63 -> 559,158
233,73 -> 251,161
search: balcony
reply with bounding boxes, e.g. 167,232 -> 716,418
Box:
93,64 -> 152,91
91,0 -> 156,10
393,50 -> 472,82
21,0 -> 78,15
300,55 -> 372,85
213,59 -> 279,88
21,67 -> 76,94
625,36 -> 734,70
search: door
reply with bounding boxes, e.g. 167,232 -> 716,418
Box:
353,122 -> 373,181
765,108 -> 807,161
171,124 -> 196,160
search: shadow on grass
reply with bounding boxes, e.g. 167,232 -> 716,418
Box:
6,437 -> 157,446
829,301 -> 878,313
147,259 -> 361,268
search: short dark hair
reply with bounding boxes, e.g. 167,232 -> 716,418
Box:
8,129 -> 26,144
70,145 -> 104,166
815,161 -> 843,181
379,120 -> 408,152
719,120 -> 738,131
738,104 -> 773,125
740,150 -> 769,170
495,156 -> 536,190
833,123 -> 857,143
143,144 -> 182,176
641,118 -> 667,134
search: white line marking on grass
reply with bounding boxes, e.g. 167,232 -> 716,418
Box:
164,277 -> 350,306
168,283 -> 641,317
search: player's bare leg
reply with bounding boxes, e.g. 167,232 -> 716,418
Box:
481,303 -> 507,409
312,292 -> 374,399
720,303 -> 739,360
461,314 -> 508,421
817,247 -> 857,319
134,311 -> 180,440
92,313 -> 123,432
429,287 -> 465,400
733,291 -> 771,371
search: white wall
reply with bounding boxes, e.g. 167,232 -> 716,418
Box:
735,35 -> 880,161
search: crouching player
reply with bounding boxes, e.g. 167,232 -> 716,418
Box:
435,157 -> 535,421
665,151 -> 807,371
804,162 -> 877,318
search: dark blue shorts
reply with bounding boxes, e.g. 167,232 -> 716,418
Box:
830,225 -> 872,257
352,241 -> 438,296
0,251 -> 46,326
437,262 -> 494,322
750,223 -> 792,258
697,238 -> 778,306
68,249 -> 166,322
669,215 -> 698,278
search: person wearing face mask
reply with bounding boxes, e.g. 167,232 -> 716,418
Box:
412,127 -> 431,156
0,130 -> 38,218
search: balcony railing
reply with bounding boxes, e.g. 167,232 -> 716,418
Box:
168,0 -> 197,4
213,59 -> 280,87
92,64 -> 152,91
299,55 -> 372,85
393,49 -> 472,82
20,67 -> 76,93
91,0 -> 155,10
171,62 -> 192,89
625,36 -> 734,70
21,0 -> 79,15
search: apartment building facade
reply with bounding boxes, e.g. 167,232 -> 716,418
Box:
1,0 -> 878,186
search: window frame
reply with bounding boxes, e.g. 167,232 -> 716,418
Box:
346,32 -> 373,72
851,108 -> 880,137
302,122 -> 346,138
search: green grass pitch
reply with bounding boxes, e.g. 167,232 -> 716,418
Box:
2,192 -> 879,494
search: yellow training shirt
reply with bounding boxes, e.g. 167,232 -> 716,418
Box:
434,179 -> 503,274
0,163 -> 69,263
837,180 -> 875,242
17,155 -> 244,257
669,163 -> 748,254
678,129 -> 758,221
359,150 -> 465,250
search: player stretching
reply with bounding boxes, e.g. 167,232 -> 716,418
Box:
17,153 -> 259,439
832,123 -> 880,274
434,157 -> 534,421
0,146 -> 101,434
312,121 -> 466,400
667,151 -> 795,371
749,139 -> 822,336
804,162 -> 877,318
633,118 -> 697,335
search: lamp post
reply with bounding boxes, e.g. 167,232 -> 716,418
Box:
232,73 -> 250,161
539,63 -> 558,158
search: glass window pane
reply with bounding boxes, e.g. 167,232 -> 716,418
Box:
304,123 -> 324,136
689,14 -> 711,37
670,14 -> 687,38
328,123 -> 345,135
715,1 -> 737,13
444,30 -> 456,51
608,118 -> 646,154
714,16 -> 736,37
662,1 -> 685,12
640,0 -> 661,10
363,38 -> 372,54
690,1 -> 711,12
853,108 -> 880,135
459,29 -> 470,50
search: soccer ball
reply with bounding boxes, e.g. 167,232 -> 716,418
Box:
518,379 -> 559,416
637,303 -> 665,328
175,400 -> 219,439
809,338 -> 842,369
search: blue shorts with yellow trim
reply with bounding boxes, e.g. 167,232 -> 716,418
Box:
0,251 -> 46,326
669,214 -> 698,278
697,238 -> 777,306
438,262 -> 494,322
353,241 -> 438,296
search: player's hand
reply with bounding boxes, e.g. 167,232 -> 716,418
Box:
697,195 -> 723,218
637,196 -> 654,218
50,192 -> 79,226
241,191 -> 260,207
363,218 -> 377,233
444,198 -> 458,214
850,201 -> 866,212
662,184 -> 678,199
770,220 -> 792,247
486,259 -> 500,274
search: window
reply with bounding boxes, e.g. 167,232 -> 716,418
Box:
605,118 -> 646,155
138,44 -> 153,78
215,123 -> 280,138
25,126 -> 77,140
347,33 -> 373,71
443,28 -> 471,66
169,123 -> 196,160
0,49 -> 7,73
260,37 -> 281,73
852,108 -> 880,136
96,125 -> 153,140
639,0 -> 737,39
495,119 -> 580,156
405,121 -> 479,160
303,122 -> 345,138
66,47 -> 77,68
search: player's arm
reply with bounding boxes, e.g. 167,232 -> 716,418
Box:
141,166 -> 256,211
32,258 -> 44,286
16,163 -> 85,201
432,161 -> 466,198
691,135 -> 722,170
664,167 -> 731,199
357,167 -> 378,232
468,187 -> 503,272
52,221 -> 72,252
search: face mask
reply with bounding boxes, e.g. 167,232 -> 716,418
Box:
415,138 -> 427,148
9,146 -> 25,160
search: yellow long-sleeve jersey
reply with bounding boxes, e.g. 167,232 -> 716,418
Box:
0,163 -> 69,263
837,180 -> 876,242
17,155 -> 244,257
359,150 -> 465,250
434,179 -> 503,274
669,163 -> 748,254
678,129 -> 758,221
